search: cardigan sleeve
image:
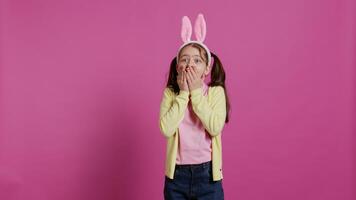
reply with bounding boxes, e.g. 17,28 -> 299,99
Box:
190,86 -> 227,137
159,88 -> 189,138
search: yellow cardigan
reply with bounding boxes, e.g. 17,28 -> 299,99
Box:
159,86 -> 227,181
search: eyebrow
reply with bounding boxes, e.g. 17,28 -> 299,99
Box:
181,54 -> 202,58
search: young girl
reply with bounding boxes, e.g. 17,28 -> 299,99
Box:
159,13 -> 230,200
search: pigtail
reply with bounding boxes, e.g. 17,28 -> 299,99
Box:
209,52 -> 230,123
210,52 -> 225,87
166,57 -> 180,95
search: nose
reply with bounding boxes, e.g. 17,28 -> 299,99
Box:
188,59 -> 195,67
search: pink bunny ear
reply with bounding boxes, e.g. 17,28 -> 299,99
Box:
194,14 -> 207,42
181,16 -> 192,42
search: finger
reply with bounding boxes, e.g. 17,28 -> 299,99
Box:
179,69 -> 184,76
180,71 -> 184,79
185,71 -> 192,85
190,66 -> 198,80
186,69 -> 193,83
189,68 -> 198,82
184,72 -> 190,87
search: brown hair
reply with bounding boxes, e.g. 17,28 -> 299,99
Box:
165,43 -> 230,123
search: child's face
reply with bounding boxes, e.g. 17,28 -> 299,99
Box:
176,46 -> 210,79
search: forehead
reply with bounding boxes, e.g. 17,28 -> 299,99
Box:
179,46 -> 201,57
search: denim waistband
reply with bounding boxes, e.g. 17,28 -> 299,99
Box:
175,160 -> 212,170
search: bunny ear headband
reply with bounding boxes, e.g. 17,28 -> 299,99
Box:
176,13 -> 212,66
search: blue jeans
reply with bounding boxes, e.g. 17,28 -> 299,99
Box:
164,161 -> 224,200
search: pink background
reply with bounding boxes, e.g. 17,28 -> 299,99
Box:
1,0 -> 355,199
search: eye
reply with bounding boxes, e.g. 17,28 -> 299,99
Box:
194,58 -> 202,63
180,58 -> 188,63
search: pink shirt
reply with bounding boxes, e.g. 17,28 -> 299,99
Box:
176,83 -> 212,164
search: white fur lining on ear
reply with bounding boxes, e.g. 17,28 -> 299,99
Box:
194,14 -> 206,42
181,16 -> 192,43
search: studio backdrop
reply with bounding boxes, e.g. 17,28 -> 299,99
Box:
0,0 -> 355,199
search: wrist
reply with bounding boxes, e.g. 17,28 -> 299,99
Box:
179,89 -> 190,97
190,87 -> 202,97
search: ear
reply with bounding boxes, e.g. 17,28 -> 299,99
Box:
181,16 -> 192,43
194,13 -> 207,42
